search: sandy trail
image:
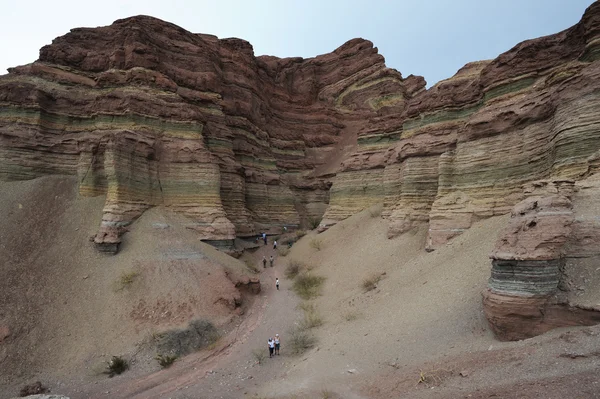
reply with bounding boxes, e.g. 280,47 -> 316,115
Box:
74,241 -> 302,399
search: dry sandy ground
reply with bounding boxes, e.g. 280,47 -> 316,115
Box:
3,178 -> 600,398
0,176 -> 254,398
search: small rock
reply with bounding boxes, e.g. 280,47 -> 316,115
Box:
82,275 -> 89,280
459,370 -> 469,377
0,325 -> 10,343
347,369 -> 357,374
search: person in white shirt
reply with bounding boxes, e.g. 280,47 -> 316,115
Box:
268,337 -> 275,358
274,334 -> 280,355
275,278 -> 280,290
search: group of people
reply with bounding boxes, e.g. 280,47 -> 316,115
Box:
267,334 -> 281,357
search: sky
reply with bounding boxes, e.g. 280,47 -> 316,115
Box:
0,0 -> 595,86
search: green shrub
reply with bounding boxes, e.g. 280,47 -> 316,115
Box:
105,356 -> 128,377
114,271 -> 139,291
293,273 -> 326,300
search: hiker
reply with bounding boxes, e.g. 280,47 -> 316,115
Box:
287,240 -> 293,249
276,278 -> 280,290
283,226 -> 288,232
273,240 -> 277,250
274,334 -> 280,355
262,232 -> 267,245
262,256 -> 267,268
270,255 -> 274,267
268,337 -> 275,358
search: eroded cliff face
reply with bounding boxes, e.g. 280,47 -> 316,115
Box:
323,2 -> 600,254
0,17 -> 417,252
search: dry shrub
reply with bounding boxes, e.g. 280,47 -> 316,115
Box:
155,354 -> 177,368
344,311 -> 361,321
289,326 -> 316,355
310,238 -> 323,251
362,273 -> 382,292
252,348 -> 266,364
299,302 -> 323,329
156,319 -> 220,357
293,273 -> 326,300
295,229 -> 307,238
115,270 -> 139,291
285,259 -> 305,279
278,247 -> 290,257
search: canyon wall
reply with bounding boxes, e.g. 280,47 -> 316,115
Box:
1,0 -> 600,339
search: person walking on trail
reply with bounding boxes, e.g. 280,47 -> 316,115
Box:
274,334 -> 280,355
273,240 -> 277,250
268,337 -> 275,358
263,232 -> 267,245
262,256 -> 267,268
275,278 -> 280,291
270,255 -> 274,267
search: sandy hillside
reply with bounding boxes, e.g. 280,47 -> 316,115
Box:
0,176 -> 254,395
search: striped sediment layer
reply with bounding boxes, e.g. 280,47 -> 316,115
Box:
0,17 -> 421,251
483,181 -> 600,340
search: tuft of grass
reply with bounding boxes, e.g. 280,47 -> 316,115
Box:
155,354 -> 177,368
105,356 -> 128,377
310,238 -> 323,251
278,247 -> 290,257
292,273 -> 326,300
362,273 -> 382,292
417,367 -> 453,387
321,390 -> 334,399
299,302 -> 323,329
252,348 -> 266,364
308,218 -> 322,230
289,326 -> 316,355
295,229 -> 307,238
285,259 -> 305,279
115,270 -> 139,291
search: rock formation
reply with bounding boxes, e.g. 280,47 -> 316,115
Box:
2,1 -> 600,338
483,180 -> 600,340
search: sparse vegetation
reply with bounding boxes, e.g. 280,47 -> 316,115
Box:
344,311 -> 361,321
19,381 -> 49,397
295,229 -> 307,239
417,367 -> 453,387
114,270 -> 139,291
321,390 -> 334,399
278,247 -> 290,257
285,259 -> 305,279
310,238 -> 323,251
299,302 -> 323,329
252,348 -> 266,364
289,326 -> 317,355
105,355 -> 128,377
155,354 -> 177,368
362,273 -> 383,292
292,273 -> 326,300
308,217 -> 322,230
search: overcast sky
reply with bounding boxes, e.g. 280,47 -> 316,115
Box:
0,0 -> 595,86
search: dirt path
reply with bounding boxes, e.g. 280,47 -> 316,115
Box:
76,241 -> 302,399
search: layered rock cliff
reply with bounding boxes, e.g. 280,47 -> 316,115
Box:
0,17 -> 419,252
2,0 -> 600,339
